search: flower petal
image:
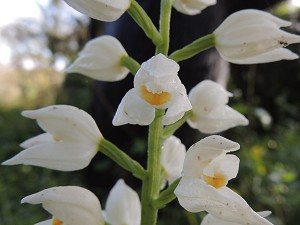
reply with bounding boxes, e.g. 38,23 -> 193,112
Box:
2,142 -> 97,171
214,9 -> 300,64
113,89 -> 155,126
20,133 -> 54,148
183,135 -> 240,178
21,186 -> 104,225
22,105 -> 102,144
64,0 -> 131,22
175,177 -> 273,225
173,0 -> 216,15
105,179 -> 141,225
161,136 -> 186,184
188,105 -> 249,134
66,36 -> 129,81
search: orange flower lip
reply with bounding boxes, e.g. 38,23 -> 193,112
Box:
53,218 -> 64,225
203,173 -> 227,189
140,85 -> 171,106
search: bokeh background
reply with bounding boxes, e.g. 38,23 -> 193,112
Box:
0,0 -> 299,224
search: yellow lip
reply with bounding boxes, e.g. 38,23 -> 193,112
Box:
140,85 -> 171,106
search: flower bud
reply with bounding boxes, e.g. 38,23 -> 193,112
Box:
66,35 -> 129,82
173,0 -> 216,15
64,0 -> 131,22
214,9 -> 300,64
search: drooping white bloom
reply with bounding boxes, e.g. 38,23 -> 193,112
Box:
113,54 -> 192,126
21,186 -> 104,225
188,80 -> 249,134
174,135 -> 274,225
2,105 -> 102,171
213,9 -> 300,64
64,0 -> 131,22
173,0 -> 216,15
201,211 -> 272,225
104,179 -> 141,225
66,35 -> 129,82
161,136 -> 186,186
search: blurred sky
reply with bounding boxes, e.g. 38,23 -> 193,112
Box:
0,0 -> 48,65
0,0 -> 87,68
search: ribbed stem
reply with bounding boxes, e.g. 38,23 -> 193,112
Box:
140,109 -> 164,225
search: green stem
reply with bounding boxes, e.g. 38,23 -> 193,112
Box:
163,110 -> 192,140
127,0 -> 162,46
156,0 -> 173,55
141,109 -> 165,225
120,55 -> 141,75
98,139 -> 146,180
169,34 -> 215,62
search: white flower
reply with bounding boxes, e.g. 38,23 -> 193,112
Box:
21,186 -> 104,225
213,9 -> 300,64
173,0 -> 216,15
66,35 -> 129,82
104,179 -> 141,225
113,54 -> 192,126
201,211 -> 272,225
188,80 -> 249,134
2,105 -> 102,171
161,136 -> 186,186
64,0 -> 131,22
174,135 -> 274,225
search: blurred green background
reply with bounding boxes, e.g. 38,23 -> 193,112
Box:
0,1 -> 299,225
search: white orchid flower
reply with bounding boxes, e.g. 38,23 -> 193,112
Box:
161,136 -> 186,187
201,211 -> 272,225
66,35 -> 129,82
21,186 -> 104,225
64,0 -> 131,22
173,0 -> 216,15
104,179 -> 141,225
188,80 -> 249,134
214,9 -> 300,64
2,105 -> 102,171
174,135 -> 274,225
113,53 -> 192,126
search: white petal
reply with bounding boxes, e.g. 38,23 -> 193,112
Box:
183,135 -> 240,177
163,86 -> 192,125
188,105 -> 249,134
223,48 -> 299,64
189,80 -> 232,112
161,136 -> 186,184
22,186 -> 104,225
64,0 -> 131,22
105,179 -> 141,225
20,133 -> 54,148
203,154 -> 240,181
214,9 -> 300,64
174,177 -> 237,213
2,142 -> 97,171
66,36 -> 129,81
134,54 -> 181,107
135,54 -> 179,81
22,105 -> 102,144
112,89 -> 155,126
201,211 -> 271,225
173,0 -> 216,15
175,177 -> 273,225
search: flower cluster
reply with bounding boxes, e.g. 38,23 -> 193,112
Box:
3,0 -> 300,225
